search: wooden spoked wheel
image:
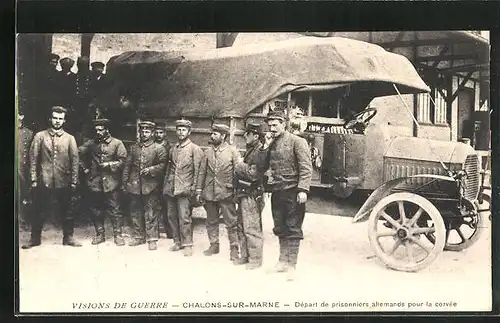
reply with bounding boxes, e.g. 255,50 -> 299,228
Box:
368,192 -> 445,272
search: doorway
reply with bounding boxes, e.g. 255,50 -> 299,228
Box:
456,87 -> 475,142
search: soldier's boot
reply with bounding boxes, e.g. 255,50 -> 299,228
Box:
91,230 -> 105,245
203,243 -> 220,256
273,238 -> 289,273
128,238 -> 146,247
169,243 -> 182,252
114,235 -> 125,246
229,246 -> 240,262
62,213 -> 81,247
148,241 -> 157,251
183,246 -> 193,257
21,236 -> 41,249
63,236 -> 83,247
233,257 -> 249,265
286,239 -> 301,282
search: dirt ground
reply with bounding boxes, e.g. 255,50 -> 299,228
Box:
18,194 -> 492,313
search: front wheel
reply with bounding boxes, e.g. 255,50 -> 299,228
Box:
368,192 -> 445,272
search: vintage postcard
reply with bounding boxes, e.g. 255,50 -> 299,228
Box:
16,32 -> 492,313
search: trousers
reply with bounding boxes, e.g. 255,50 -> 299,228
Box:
29,187 -> 75,241
204,200 -> 238,248
155,195 -> 173,238
237,195 -> 264,264
88,190 -> 123,236
270,188 -> 306,240
165,194 -> 193,247
129,192 -> 160,242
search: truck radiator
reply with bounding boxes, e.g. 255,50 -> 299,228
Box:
462,154 -> 480,201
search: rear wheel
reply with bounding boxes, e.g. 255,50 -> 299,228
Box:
424,199 -> 487,251
368,192 -> 445,272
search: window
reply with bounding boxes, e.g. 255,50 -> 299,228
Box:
416,87 -> 448,125
434,89 -> 448,124
417,93 -> 431,123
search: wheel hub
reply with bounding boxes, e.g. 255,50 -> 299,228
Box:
397,227 -> 410,240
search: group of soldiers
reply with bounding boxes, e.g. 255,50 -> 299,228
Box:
33,53 -> 109,138
18,102 -> 312,280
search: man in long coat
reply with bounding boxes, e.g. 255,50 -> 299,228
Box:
22,106 -> 82,249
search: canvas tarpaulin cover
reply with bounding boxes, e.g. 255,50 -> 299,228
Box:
105,36 -> 430,118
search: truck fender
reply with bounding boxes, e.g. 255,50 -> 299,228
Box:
352,174 -> 454,223
479,191 -> 491,205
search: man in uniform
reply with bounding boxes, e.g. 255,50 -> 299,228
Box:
196,124 -> 242,263
22,106 -> 82,249
75,56 -> 92,140
122,121 -> 167,251
154,122 -> 173,239
44,53 -> 61,120
49,53 -> 60,71
58,57 -> 77,132
163,119 -> 203,256
17,111 -> 34,226
89,62 -> 108,107
259,110 -> 312,281
79,119 -> 128,246
234,123 -> 265,269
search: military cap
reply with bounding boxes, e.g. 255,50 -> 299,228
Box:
139,120 -> 156,129
211,123 -> 230,135
52,106 -> 68,114
50,53 -> 60,61
245,122 -> 261,134
60,57 -> 75,68
155,121 -> 166,129
266,110 -> 285,121
175,119 -> 192,128
93,118 -> 111,127
91,61 -> 105,69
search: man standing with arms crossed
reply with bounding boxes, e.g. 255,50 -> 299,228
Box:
79,119 -> 128,246
122,120 -> 167,251
153,122 -> 173,240
259,110 -> 312,281
234,122 -> 266,269
22,106 -> 82,249
163,119 -> 203,256
197,124 -> 242,263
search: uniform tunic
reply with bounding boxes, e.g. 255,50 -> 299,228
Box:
198,142 -> 242,247
123,139 -> 167,242
235,140 -> 265,263
28,128 -> 80,239
163,138 -> 203,247
259,130 -> 312,240
79,135 -> 127,235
